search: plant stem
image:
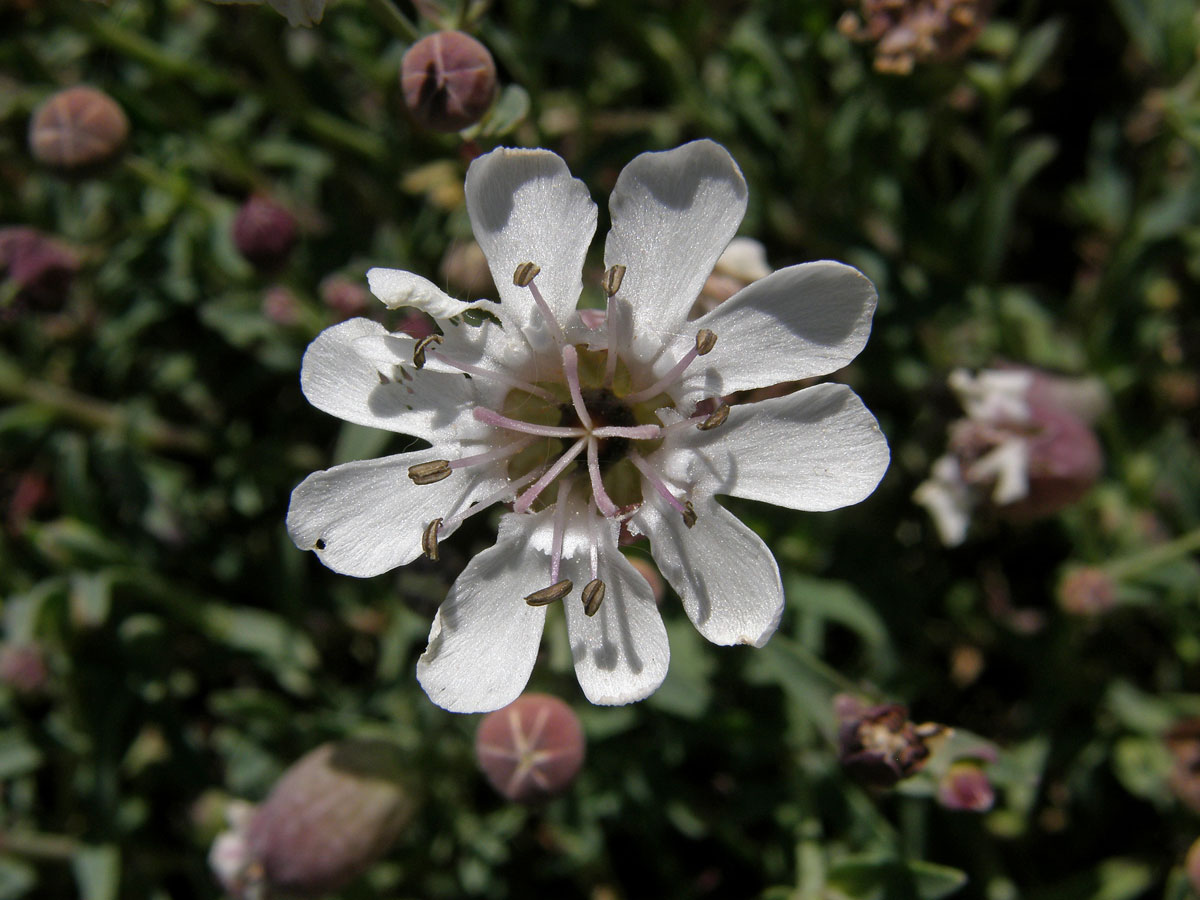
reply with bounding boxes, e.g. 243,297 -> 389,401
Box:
1107,527 -> 1200,581
365,0 -> 421,41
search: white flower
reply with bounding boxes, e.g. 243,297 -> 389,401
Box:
287,141 -> 890,713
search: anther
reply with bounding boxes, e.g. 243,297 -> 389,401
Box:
377,370 -> 390,384
524,579 -> 573,606
582,578 -> 606,617
682,501 -> 697,528
421,518 -> 442,561
412,333 -> 443,369
408,459 -> 452,484
602,264 -> 626,297
697,403 -> 730,431
513,261 -> 541,287
695,329 -> 717,356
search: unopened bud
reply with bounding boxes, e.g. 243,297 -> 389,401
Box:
0,643 -> 48,696
0,227 -> 79,311
401,31 -> 497,133
936,760 -> 995,812
29,86 -> 129,170
475,693 -> 585,803
1057,566 -> 1117,616
319,275 -> 371,319
244,740 -> 415,896
232,196 -> 298,270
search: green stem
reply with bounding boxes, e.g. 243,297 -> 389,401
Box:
0,830 -> 79,861
365,0 -> 421,41
1106,527 -> 1200,581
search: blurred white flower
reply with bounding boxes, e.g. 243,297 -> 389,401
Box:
288,141 -> 889,712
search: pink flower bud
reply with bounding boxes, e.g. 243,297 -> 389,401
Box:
232,197 -> 298,270
0,227 -> 79,311
28,86 -> 129,170
401,32 -> 497,132
319,275 -> 371,319
1057,566 -> 1117,616
475,693 -> 585,803
262,286 -> 302,326
936,760 -> 995,812
0,643 -> 48,695
242,740 -> 415,896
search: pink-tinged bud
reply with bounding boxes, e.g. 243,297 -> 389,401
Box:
836,697 -> 947,788
0,227 -> 80,310
242,740 -> 415,896
262,286 -> 302,326
475,693 -> 585,803
936,760 -> 995,812
28,86 -> 129,170
319,275 -> 370,319
232,197 -> 298,270
1057,566 -> 1117,616
401,31 -> 497,133
0,643 -> 48,695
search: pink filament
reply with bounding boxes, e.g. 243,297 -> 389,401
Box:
527,280 -> 566,346
514,438 -> 586,514
429,350 -> 555,402
449,438 -> 533,470
628,452 -> 689,515
587,437 -> 620,517
549,478 -> 571,583
474,407 -> 585,439
561,345 -> 593,430
624,345 -> 700,404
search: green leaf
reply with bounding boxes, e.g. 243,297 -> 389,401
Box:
0,857 -> 36,900
478,85 -> 531,138
0,731 -> 42,780
1008,20 -> 1063,88
71,845 -> 119,900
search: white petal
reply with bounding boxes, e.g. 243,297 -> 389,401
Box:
681,261 -> 878,397
604,140 -> 747,345
465,148 -> 597,334
286,449 -> 506,577
634,495 -> 782,647
366,267 -> 490,319
300,318 -> 488,443
558,513 -> 669,705
913,456 -> 972,546
416,514 -> 550,713
662,383 -> 890,511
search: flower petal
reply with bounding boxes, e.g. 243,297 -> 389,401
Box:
634,495 -> 782,647
300,318 -> 488,443
286,449 -> 506,577
681,261 -> 878,397
367,267 -> 490,319
604,140 -> 747,345
465,148 -> 597,335
558,514 -> 669,705
662,383 -> 890,511
417,514 -> 550,713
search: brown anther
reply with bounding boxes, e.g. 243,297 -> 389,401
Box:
513,261 -> 541,287
408,459 -> 452,485
412,333 -> 444,369
602,264 -> 626,297
421,518 -> 443,561
697,403 -> 730,431
682,501 -> 697,528
524,579 -> 573,606
377,370 -> 390,384
582,578 -> 606,617
695,329 -> 717,355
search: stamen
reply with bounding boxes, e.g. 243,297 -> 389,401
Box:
586,498 -> 600,580
421,518 -> 442,561
412,334 -> 444,369
448,439 -> 534,471
591,424 -> 661,440
582,578 -> 605,617
514,262 -> 566,346
427,350 -> 556,402
549,478 -> 571,583
604,294 -> 619,388
587,436 -> 621,517
408,459 -> 452,484
624,329 -> 718,404
628,452 -> 690,518
602,265 -> 626,297
697,403 -> 731,431
682,500 -> 697,529
561,345 -> 592,430
513,438 -> 587,514
474,407 -> 586,439
524,579 -> 573,607
440,468 -> 540,534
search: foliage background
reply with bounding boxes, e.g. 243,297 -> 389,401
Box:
2,0 -> 1200,897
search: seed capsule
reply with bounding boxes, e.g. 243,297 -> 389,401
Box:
523,579 -> 572,606
697,403 -> 730,431
407,459 -> 452,485
694,329 -> 717,356
581,579 -> 605,617
421,518 -> 442,561
602,264 -> 626,297
412,333 -> 443,369
401,31 -> 498,133
512,261 -> 540,287
475,693 -> 585,803
28,86 -> 129,170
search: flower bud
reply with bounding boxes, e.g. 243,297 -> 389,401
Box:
232,196 -> 298,270
0,227 -> 79,311
28,86 -> 129,170
936,760 -> 995,812
0,643 -> 48,695
836,697 -> 946,788
401,31 -> 497,133
475,693 -> 585,803
242,739 -> 415,896
1057,566 -> 1117,616
262,286 -> 302,326
319,275 -> 370,319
